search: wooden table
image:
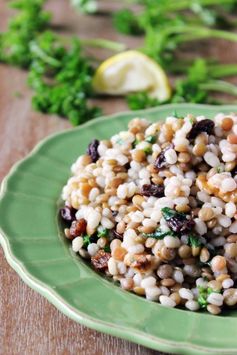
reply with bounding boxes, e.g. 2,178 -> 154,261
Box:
1,1 -> 237,354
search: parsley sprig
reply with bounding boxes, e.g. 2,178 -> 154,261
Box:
0,0 -> 123,125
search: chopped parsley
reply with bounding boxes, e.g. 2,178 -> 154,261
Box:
161,207 -> 186,220
188,234 -> 202,247
83,235 -> 91,248
104,245 -> 111,252
97,228 -> 109,238
197,286 -> 221,308
145,135 -> 156,144
172,110 -> 183,119
132,138 -> 140,148
143,228 -> 176,239
143,146 -> 152,155
216,166 -> 223,173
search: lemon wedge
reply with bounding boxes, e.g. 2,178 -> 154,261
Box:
93,50 -> 171,101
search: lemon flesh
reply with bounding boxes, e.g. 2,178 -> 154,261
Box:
93,50 -> 171,101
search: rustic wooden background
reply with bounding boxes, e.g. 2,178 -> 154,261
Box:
1,0 -> 237,354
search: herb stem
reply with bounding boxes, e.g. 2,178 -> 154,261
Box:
172,26 -> 237,44
200,80 -> 237,96
30,42 -> 61,68
208,64 -> 237,78
157,0 -> 236,12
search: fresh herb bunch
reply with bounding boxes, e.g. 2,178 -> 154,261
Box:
114,0 -> 237,109
127,58 -> 237,110
127,91 -> 162,110
112,9 -> 143,35
28,32 -> 101,125
173,58 -> 237,104
0,0 -> 51,67
197,286 -> 221,308
0,0 -> 107,125
2,0 -> 237,124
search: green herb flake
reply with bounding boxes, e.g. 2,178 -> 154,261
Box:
198,294 -> 208,308
83,235 -> 90,248
97,228 -> 109,238
104,245 -> 111,253
132,138 -> 140,148
197,286 -> 208,308
216,166 -> 223,173
188,234 -> 202,247
143,146 -> 152,155
143,228 -> 176,239
197,286 -> 221,308
127,91 -> 161,111
172,110 -> 183,119
207,287 -> 221,295
145,135 -> 156,144
113,9 -> 143,36
161,207 -> 185,220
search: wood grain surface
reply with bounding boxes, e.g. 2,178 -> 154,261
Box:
0,1 -> 237,354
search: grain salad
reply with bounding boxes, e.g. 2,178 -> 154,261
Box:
60,113 -> 237,314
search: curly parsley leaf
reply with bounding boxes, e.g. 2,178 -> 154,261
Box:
83,235 -> 91,248
145,135 -> 156,144
127,91 -> 162,110
188,234 -> 202,247
97,228 -> 109,238
143,228 -> 176,239
113,9 -> 143,36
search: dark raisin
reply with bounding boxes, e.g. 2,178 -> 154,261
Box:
124,162 -> 130,170
161,207 -> 195,234
69,218 -> 87,239
141,184 -> 164,197
87,139 -> 100,162
154,144 -> 173,169
231,165 -> 237,178
187,119 -> 214,140
166,216 -> 195,234
91,250 -> 111,270
90,234 -> 99,244
60,206 -> 76,223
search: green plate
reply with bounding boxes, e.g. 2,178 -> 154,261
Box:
1,104 -> 237,354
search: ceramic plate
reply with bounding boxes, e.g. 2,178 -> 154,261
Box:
1,104 -> 237,355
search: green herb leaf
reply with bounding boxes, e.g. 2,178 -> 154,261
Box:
216,166 -> 224,173
145,135 -> 156,144
104,245 -> 111,253
197,286 -> 208,308
83,235 -> 90,248
188,234 -> 202,247
207,287 -> 221,295
127,91 -> 162,111
161,207 -> 185,221
113,9 -> 143,36
132,138 -> 140,148
172,110 -> 183,119
143,228 -> 176,239
97,228 -> 109,238
143,146 -> 152,155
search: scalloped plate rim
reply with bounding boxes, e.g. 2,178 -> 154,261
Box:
1,103 -> 237,355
